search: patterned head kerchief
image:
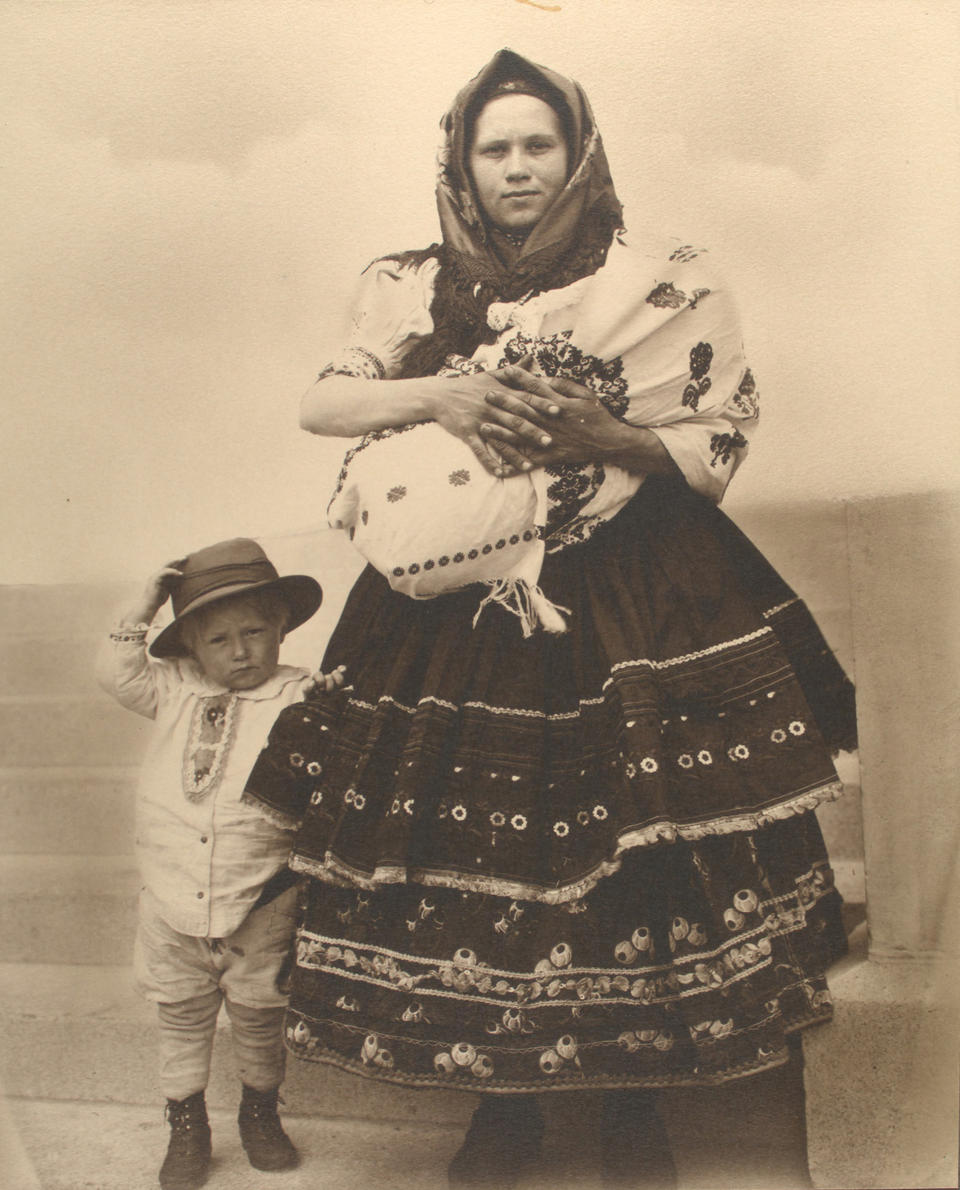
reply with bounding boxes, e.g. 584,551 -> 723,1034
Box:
436,49 -> 623,275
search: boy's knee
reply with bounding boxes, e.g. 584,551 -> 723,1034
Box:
224,999 -> 285,1031
158,989 -> 223,1030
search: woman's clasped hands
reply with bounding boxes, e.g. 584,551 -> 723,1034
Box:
483,365 -> 628,474
432,354 -> 622,478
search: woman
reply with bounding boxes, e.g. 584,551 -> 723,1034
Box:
246,50 -> 856,1188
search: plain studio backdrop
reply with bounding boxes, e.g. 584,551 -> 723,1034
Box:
1,0 -> 958,589
1,6 -> 959,1188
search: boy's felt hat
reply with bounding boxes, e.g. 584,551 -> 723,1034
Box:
149,537 -> 322,659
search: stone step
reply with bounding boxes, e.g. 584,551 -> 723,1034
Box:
1,964 -> 820,1190
0,962 -> 472,1127
0,851 -> 866,970
0,855 -> 139,965
0,582 -> 137,638
0,695 -> 151,768
3,1088 -> 821,1190
4,1098 -> 462,1190
0,633 -> 105,698
0,767 -> 137,855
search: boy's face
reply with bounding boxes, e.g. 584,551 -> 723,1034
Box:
186,597 -> 284,690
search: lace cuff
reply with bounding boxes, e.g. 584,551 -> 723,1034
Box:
109,622 -> 150,644
318,347 -> 386,382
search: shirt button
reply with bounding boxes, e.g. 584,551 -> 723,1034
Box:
196,891 -> 205,899
200,836 -> 208,844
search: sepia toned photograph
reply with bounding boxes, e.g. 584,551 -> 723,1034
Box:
1,2 -> 958,1188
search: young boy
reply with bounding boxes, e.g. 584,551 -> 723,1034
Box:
96,537 -> 344,1190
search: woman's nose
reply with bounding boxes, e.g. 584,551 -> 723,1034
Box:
504,151 -> 531,180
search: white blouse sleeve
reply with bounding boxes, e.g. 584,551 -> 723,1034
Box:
649,370 -> 758,502
321,256 -> 440,380
95,628 -> 178,721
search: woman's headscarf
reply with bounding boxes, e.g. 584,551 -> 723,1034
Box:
395,49 -> 625,378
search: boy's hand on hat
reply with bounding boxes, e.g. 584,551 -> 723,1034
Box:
305,664 -> 347,696
130,560 -> 185,626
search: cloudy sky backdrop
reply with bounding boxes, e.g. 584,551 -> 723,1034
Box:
2,0 -> 957,583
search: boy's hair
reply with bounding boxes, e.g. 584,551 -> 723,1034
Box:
179,588 -> 290,656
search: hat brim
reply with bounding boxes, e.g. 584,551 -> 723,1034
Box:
149,575 -> 322,658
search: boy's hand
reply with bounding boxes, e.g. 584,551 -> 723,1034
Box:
305,664 -> 347,697
125,560 -> 185,627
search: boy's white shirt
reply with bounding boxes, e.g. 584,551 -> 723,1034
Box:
96,635 -> 311,937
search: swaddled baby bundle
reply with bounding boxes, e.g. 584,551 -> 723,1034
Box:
325,238 -> 759,634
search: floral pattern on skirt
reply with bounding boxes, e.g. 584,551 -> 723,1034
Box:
283,816 -> 847,1090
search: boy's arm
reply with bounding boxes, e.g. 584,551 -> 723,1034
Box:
94,624 -> 162,720
94,562 -> 184,720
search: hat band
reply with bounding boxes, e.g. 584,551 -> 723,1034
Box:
173,559 -> 279,616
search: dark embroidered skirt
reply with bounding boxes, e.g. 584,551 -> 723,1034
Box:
246,477 -> 856,1090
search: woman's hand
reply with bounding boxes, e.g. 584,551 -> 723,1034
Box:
480,375 -> 624,469
427,362 -> 562,477
481,375 -> 682,477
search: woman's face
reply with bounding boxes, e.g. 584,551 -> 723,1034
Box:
469,93 -> 569,233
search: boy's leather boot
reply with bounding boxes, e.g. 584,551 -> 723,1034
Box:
238,1084 -> 299,1171
159,1091 -> 211,1190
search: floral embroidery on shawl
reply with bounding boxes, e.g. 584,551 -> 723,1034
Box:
669,245 -> 706,263
645,282 -> 687,309
502,330 -> 629,419
683,342 -> 714,412
709,428 -> 749,468
544,463 -> 606,536
732,369 -> 760,420
646,282 -> 712,312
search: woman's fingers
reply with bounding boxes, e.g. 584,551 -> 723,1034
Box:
479,424 -> 534,472
495,366 -> 562,414
547,375 -> 595,402
484,389 -> 556,445
466,433 -> 518,478
492,441 -> 533,472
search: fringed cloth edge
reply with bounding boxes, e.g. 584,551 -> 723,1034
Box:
285,778 -> 845,904
242,790 -> 303,832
